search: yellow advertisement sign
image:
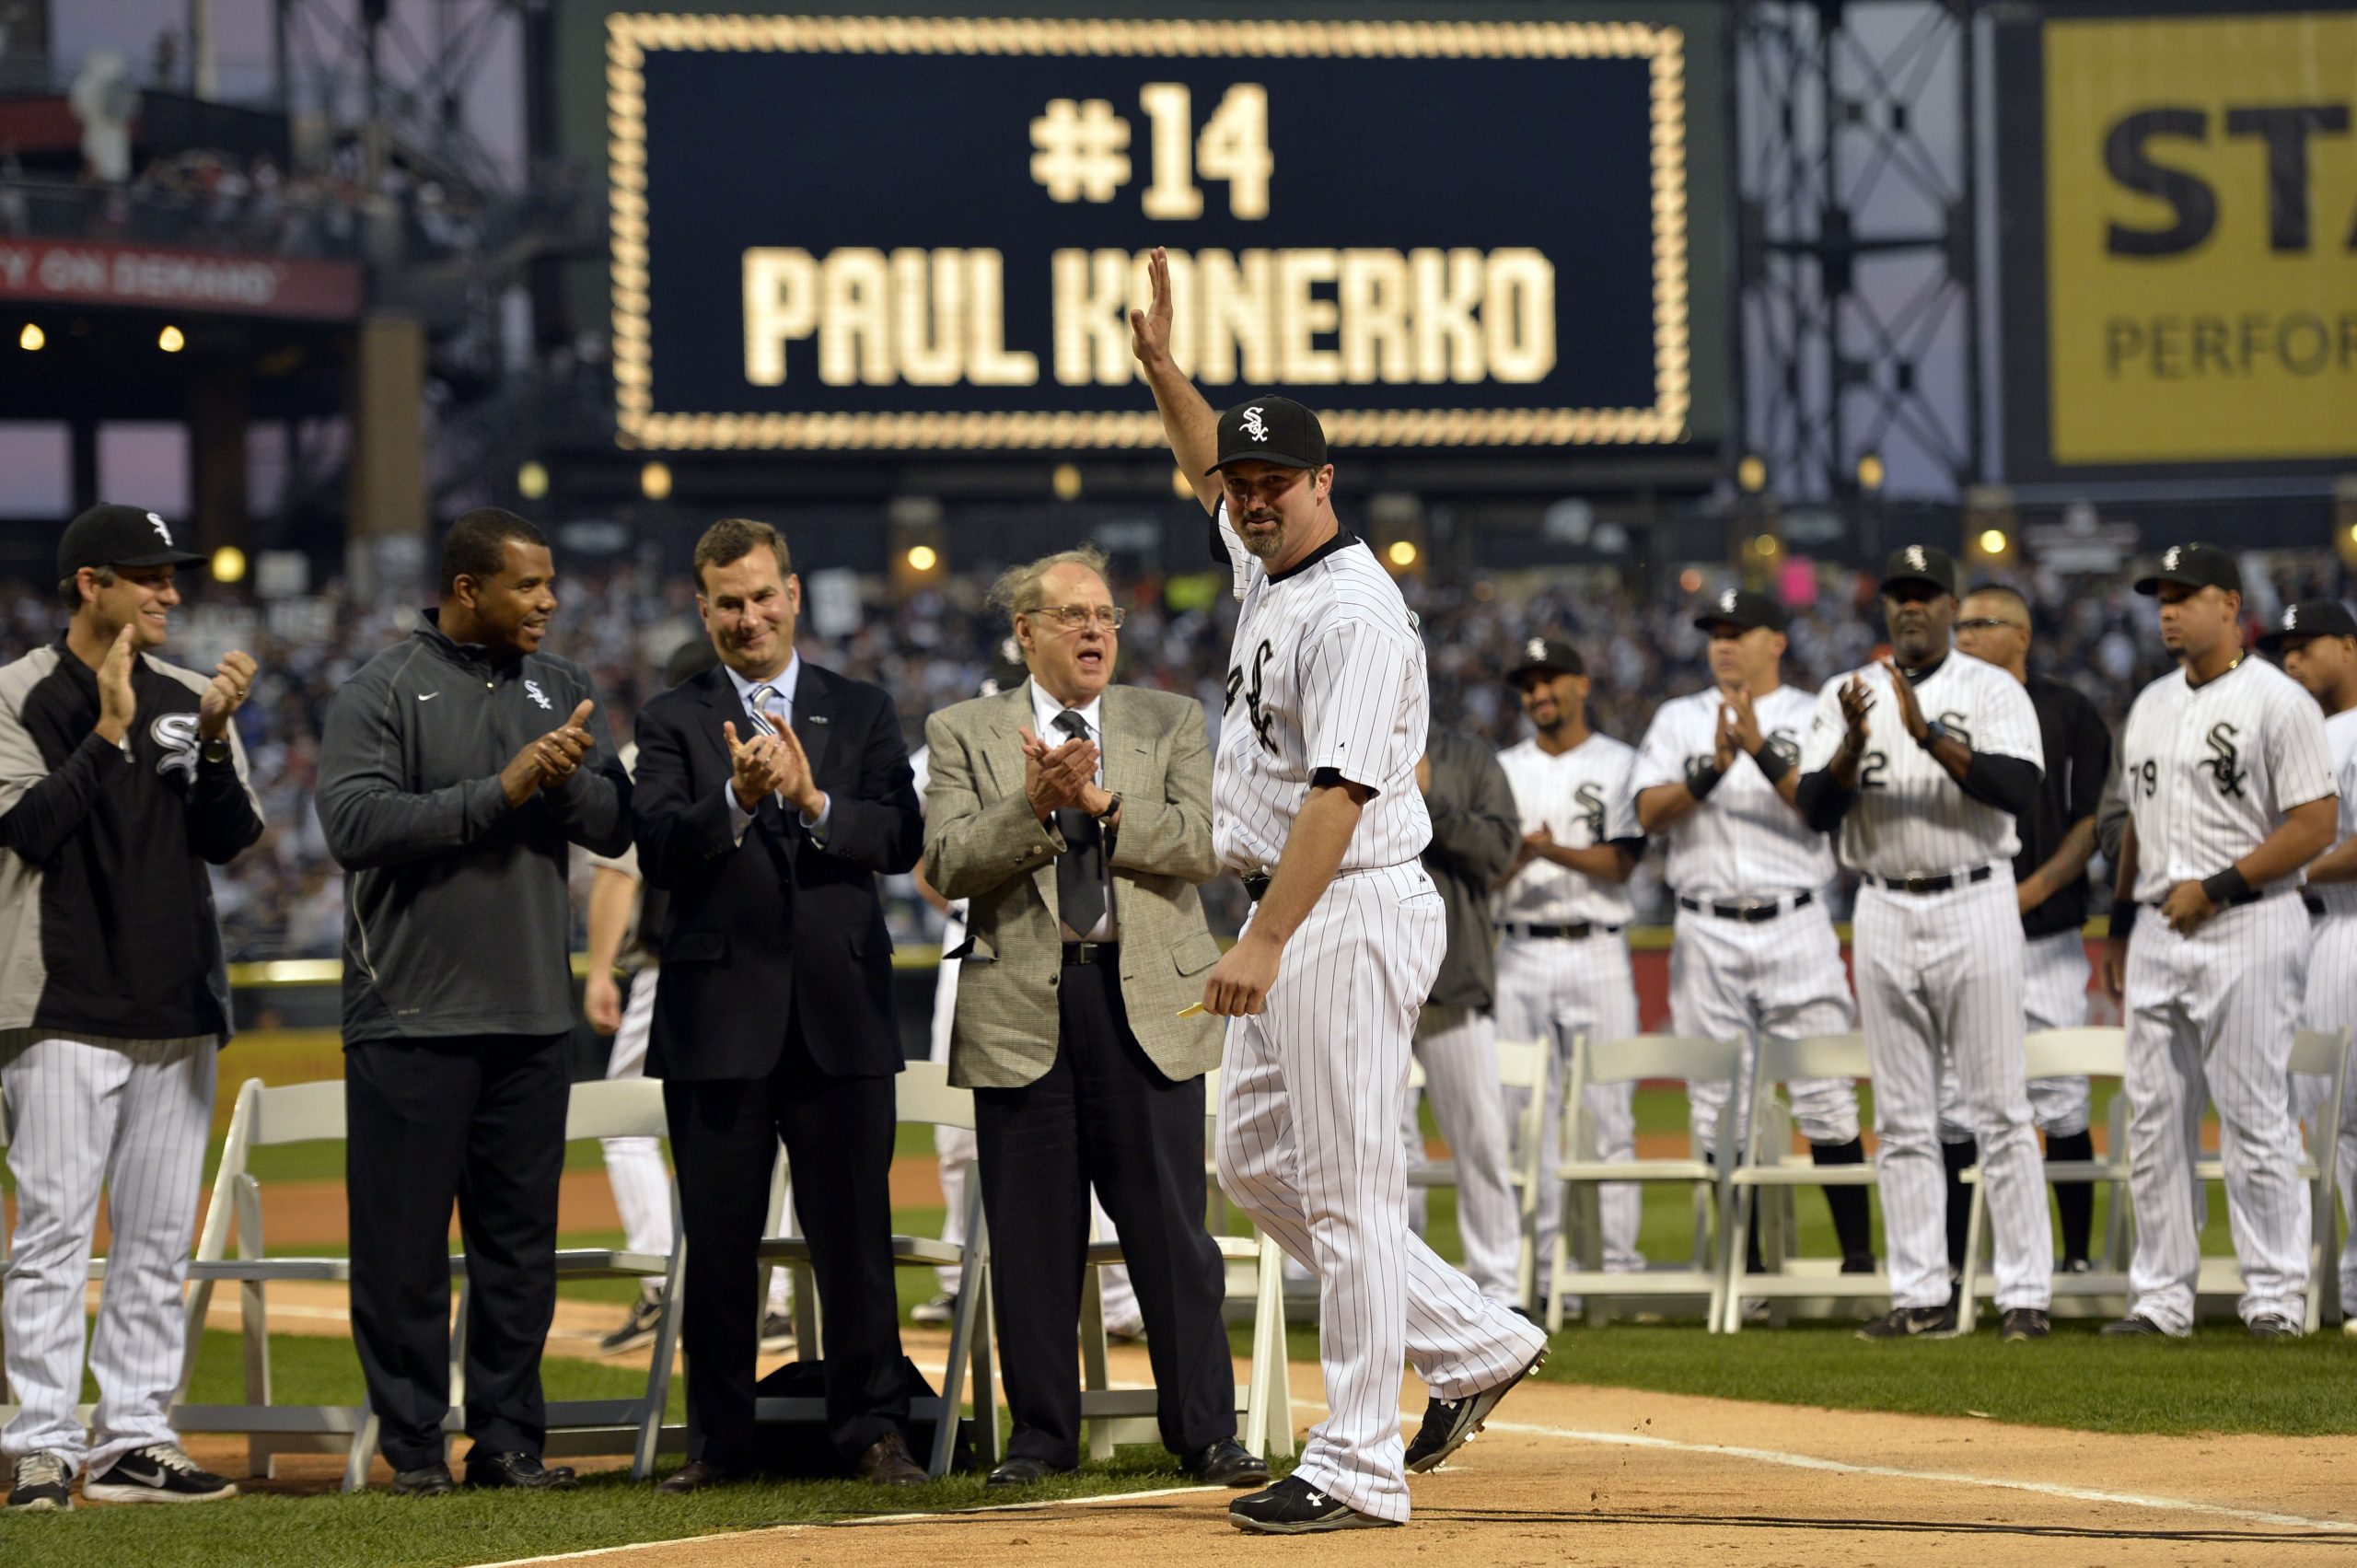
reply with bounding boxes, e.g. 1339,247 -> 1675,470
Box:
2044,11 -> 2357,465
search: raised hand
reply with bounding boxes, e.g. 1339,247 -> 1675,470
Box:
1129,246 -> 1175,368
95,625 -> 136,745
1875,659 -> 1930,743
534,698 -> 597,788
1837,673 -> 1874,753
1712,703 -> 1739,771
1725,684 -> 1766,757
768,720 -> 824,819
197,650 -> 258,741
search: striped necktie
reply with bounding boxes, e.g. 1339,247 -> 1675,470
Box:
746,682 -> 784,738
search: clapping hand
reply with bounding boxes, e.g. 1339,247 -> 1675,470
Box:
1020,725 -> 1099,821
198,650 -> 258,741
1875,659 -> 1930,744
1837,673 -> 1874,754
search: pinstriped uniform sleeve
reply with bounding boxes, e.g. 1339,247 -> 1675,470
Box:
1798,676 -> 1849,773
1299,611 -> 1411,795
1629,702 -> 1687,794
1604,744 -> 1643,842
2268,679 -> 2338,812
1973,668 -> 2045,767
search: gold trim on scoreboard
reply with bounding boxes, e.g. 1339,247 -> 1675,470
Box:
606,13 -> 1692,451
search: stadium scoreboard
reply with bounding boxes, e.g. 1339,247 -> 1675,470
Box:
592,9 -> 1727,455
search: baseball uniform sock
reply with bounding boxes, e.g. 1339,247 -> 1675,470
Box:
1810,1138 -> 1875,1268
1941,1137 -> 1979,1272
2044,1130 -> 2096,1263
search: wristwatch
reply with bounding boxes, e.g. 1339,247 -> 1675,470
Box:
1917,720 -> 1956,752
201,736 -> 232,765
1097,792 -> 1123,827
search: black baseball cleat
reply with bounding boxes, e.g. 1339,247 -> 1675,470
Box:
1998,1307 -> 2050,1342
1403,1345 -> 1546,1473
2247,1314 -> 2304,1340
1855,1304 -> 1957,1341
599,1295 -> 665,1355
2099,1313 -> 2180,1339
82,1443 -> 238,1504
7,1452 -> 73,1511
1228,1475 -> 1398,1535
464,1451 -> 578,1490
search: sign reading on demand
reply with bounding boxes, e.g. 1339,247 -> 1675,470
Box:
2036,9 -> 2357,469
605,12 -> 1704,453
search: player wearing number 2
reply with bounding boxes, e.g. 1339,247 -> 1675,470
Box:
2104,546 -> 2338,1340
1131,248 -> 1547,1536
1795,545 -> 2054,1342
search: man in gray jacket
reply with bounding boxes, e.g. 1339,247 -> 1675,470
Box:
317,508 -> 629,1496
1406,726 -> 1526,1303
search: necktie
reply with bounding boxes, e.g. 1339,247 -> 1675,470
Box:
745,682 -> 784,738
1052,708 -> 1106,936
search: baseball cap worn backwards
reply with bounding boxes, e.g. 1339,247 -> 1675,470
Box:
1507,636 -> 1584,682
2133,542 -> 2241,597
1207,395 -> 1327,475
1694,587 -> 1788,634
58,504 -> 207,578
2257,599 -> 2357,654
1877,544 -> 1957,598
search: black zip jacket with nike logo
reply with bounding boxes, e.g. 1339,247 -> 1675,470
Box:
317,610 -> 630,1043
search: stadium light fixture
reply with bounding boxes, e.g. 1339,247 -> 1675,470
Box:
1052,463 -> 1083,501
1736,454 -> 1766,494
517,461 -> 550,500
1679,567 -> 1703,593
211,547 -> 248,584
1978,528 -> 2009,558
906,544 -> 939,572
1855,452 -> 1885,492
640,460 -> 672,500
158,324 -> 186,353
17,323 -> 41,351
1386,540 -> 1419,568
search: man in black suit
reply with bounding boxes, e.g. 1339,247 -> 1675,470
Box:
630,517 -> 926,1492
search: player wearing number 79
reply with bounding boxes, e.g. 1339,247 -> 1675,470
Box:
2103,545 -> 2338,1340
1794,545 -> 2054,1342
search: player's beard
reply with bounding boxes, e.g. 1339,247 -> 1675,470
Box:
1237,510 -> 1288,561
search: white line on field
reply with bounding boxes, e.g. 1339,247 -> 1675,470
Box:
461,1484 -> 1225,1568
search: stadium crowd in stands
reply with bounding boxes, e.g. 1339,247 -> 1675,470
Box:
0,545 -> 2331,960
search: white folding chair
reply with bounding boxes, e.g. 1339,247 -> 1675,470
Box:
1482,1037 -> 1550,1313
1085,1066 -> 1294,1461
2190,1026 -> 2350,1333
1955,1027 -> 2134,1330
759,1061 -> 998,1478
178,1075 -> 691,1489
1549,1034 -> 1742,1330
1718,1032 -> 1883,1332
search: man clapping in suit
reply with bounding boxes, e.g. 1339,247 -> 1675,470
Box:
630,518 -> 925,1492
922,546 -> 1267,1491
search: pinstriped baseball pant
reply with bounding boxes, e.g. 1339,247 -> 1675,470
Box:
1217,865 -> 1547,1524
2126,895 -> 2312,1331
1,1035 -> 215,1476
1402,1005 -> 1521,1302
2293,913 -> 2357,1309
1854,874 -> 2054,1312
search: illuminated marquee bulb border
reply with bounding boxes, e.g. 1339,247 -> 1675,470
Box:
608,13 -> 1693,451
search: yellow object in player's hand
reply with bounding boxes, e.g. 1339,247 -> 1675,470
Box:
1175,1002 -> 1207,1018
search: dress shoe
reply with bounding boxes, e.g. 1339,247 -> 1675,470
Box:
390,1461 -> 456,1497
1185,1437 -> 1271,1488
985,1455 -> 1076,1489
656,1458 -> 744,1494
464,1451 -> 578,1491
853,1430 -> 926,1487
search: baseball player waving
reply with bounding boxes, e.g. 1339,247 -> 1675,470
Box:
1795,545 -> 2055,1341
1631,588 -> 1874,1277
2105,546 -> 2337,1339
1131,248 -> 1546,1537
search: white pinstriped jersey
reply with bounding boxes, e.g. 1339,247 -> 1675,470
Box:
1210,501 -> 1432,874
2119,655 -> 2338,903
1631,685 -> 1834,901
1800,650 -> 2043,878
1494,734 -> 1640,927
2316,709 -> 2357,917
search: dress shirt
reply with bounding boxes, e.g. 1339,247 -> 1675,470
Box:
722,654 -> 832,843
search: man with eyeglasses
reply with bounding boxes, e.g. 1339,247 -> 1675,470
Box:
1795,545 -> 2055,1342
923,545 -> 1262,1493
1933,583 -> 2113,1280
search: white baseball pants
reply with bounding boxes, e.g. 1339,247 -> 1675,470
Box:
1669,908 -> 1860,1151
1853,874 -> 2053,1311
2293,913 -> 2357,1311
1217,865 -> 1546,1524
1937,929 -> 2095,1142
2,1035 -> 215,1475
1402,1005 -> 1522,1302
2125,894 -> 2312,1332
1494,932 -> 1643,1277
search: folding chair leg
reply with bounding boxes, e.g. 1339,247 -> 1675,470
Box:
1080,1260 -> 1113,1463
343,1411 -> 380,1493
971,1275 -> 1001,1469
1248,1236 -> 1294,1459
633,1239 -> 688,1481
1956,1181 -> 1987,1334
935,1269 -> 987,1479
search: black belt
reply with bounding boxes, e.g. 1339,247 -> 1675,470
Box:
2150,887 -> 2273,912
1503,921 -> 1621,940
1062,941 -> 1118,966
2307,893 -> 2328,917
1242,871 -> 1271,903
1678,890 -> 1816,924
1872,864 -> 1994,895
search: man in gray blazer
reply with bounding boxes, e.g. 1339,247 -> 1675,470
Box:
923,545 -> 1266,1493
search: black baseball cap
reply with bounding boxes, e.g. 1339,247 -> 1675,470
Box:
981,634 -> 1030,696
2257,599 -> 2357,653
1693,587 -> 1788,633
57,503 -> 207,578
1506,635 -> 1584,682
2134,542 -> 2242,597
1878,544 -> 1958,598
1205,395 -> 1328,475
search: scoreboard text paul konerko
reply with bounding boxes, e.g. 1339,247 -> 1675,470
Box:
607,13 -> 1699,452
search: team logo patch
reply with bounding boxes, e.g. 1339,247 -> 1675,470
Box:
1719,588 -> 1738,613
1239,405 -> 1270,442
1221,639 -> 1280,753
1905,545 -> 1926,572
2285,606 -> 2299,630
2163,545 -> 2181,571
1766,731 -> 1801,766
524,679 -> 553,711
1937,711 -> 1975,749
146,512 -> 173,546
1526,637 -> 1546,664
1573,781 -> 1607,842
2205,722 -> 2247,798
149,711 -> 201,784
